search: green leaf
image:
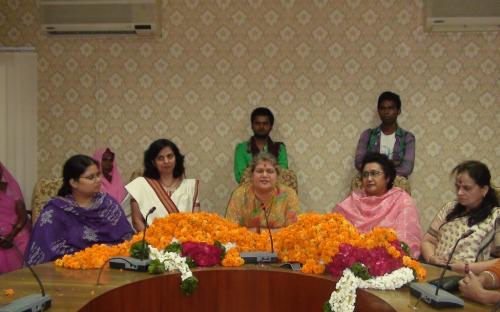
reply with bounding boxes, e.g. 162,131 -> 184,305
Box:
185,256 -> 197,268
400,241 -> 410,256
322,301 -> 333,312
180,276 -> 199,295
350,262 -> 371,280
130,241 -> 149,259
214,240 -> 226,261
164,242 -> 183,254
147,259 -> 165,274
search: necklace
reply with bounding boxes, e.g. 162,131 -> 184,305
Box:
254,188 -> 277,216
161,178 -> 180,192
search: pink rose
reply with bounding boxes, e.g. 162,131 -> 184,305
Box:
182,241 -> 222,267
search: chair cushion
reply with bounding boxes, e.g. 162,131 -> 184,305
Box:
30,177 -> 63,223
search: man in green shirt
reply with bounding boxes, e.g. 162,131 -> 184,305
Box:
234,107 -> 288,183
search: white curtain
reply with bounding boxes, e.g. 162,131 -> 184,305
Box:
0,48 -> 38,209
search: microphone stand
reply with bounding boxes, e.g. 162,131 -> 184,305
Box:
409,230 -> 475,309
240,201 -> 278,264
108,207 -> 156,272
262,205 -> 274,253
0,236 -> 52,312
140,207 -> 156,261
434,231 -> 472,296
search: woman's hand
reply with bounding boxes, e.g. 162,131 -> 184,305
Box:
459,272 -> 488,304
428,254 -> 448,266
0,235 -> 13,249
449,262 -> 467,273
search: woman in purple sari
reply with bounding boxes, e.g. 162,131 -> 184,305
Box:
26,155 -> 133,265
0,162 -> 30,273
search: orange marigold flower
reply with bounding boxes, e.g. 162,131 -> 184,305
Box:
4,289 -> 15,297
53,212 -> 426,279
222,249 -> 245,267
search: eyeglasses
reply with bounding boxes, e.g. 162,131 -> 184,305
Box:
80,172 -> 102,182
361,170 -> 384,179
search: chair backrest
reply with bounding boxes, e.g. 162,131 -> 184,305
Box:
30,177 -> 63,224
350,174 -> 411,195
128,168 -> 143,183
239,166 -> 298,193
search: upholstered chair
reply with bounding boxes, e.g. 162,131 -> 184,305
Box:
30,177 -> 63,223
128,168 -> 144,183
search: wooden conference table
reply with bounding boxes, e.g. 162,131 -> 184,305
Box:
0,262 -> 491,311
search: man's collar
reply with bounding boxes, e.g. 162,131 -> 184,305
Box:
376,125 -> 403,137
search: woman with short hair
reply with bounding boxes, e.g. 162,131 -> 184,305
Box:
334,152 -> 422,258
226,152 -> 300,232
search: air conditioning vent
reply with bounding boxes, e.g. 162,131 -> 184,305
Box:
40,0 -> 160,36
424,0 -> 500,32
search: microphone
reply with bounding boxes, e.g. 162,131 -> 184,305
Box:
109,207 -> 156,272
262,204 -> 275,253
0,236 -> 52,312
240,203 -> 278,264
409,229 -> 475,308
140,207 -> 156,260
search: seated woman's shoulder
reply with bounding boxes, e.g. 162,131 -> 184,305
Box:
277,183 -> 298,196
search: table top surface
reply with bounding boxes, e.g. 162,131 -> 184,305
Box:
0,262 -> 492,312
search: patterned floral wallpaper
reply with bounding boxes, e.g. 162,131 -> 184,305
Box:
1,0 -> 499,230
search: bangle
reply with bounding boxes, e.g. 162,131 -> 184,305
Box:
482,271 -> 498,288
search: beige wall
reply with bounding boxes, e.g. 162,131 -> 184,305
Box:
1,0 -> 499,230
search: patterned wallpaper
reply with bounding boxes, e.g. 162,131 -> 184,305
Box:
1,0 -> 499,231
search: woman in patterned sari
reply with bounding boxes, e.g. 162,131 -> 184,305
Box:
421,160 -> 500,274
225,152 -> 300,231
26,155 -> 133,265
125,139 -> 200,232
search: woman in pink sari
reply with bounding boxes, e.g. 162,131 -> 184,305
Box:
334,153 -> 422,258
93,148 -> 126,203
0,162 -> 30,273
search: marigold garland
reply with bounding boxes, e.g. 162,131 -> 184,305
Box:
54,212 -> 425,281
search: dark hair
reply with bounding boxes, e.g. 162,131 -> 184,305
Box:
377,91 -> 401,110
445,160 -> 499,227
250,107 -> 274,126
361,152 -> 396,190
143,139 -> 185,179
57,155 -> 98,197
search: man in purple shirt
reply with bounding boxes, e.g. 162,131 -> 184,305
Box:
354,91 -> 415,177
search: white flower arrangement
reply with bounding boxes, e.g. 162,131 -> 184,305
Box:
148,246 -> 192,281
223,242 -> 237,251
327,267 -> 414,312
